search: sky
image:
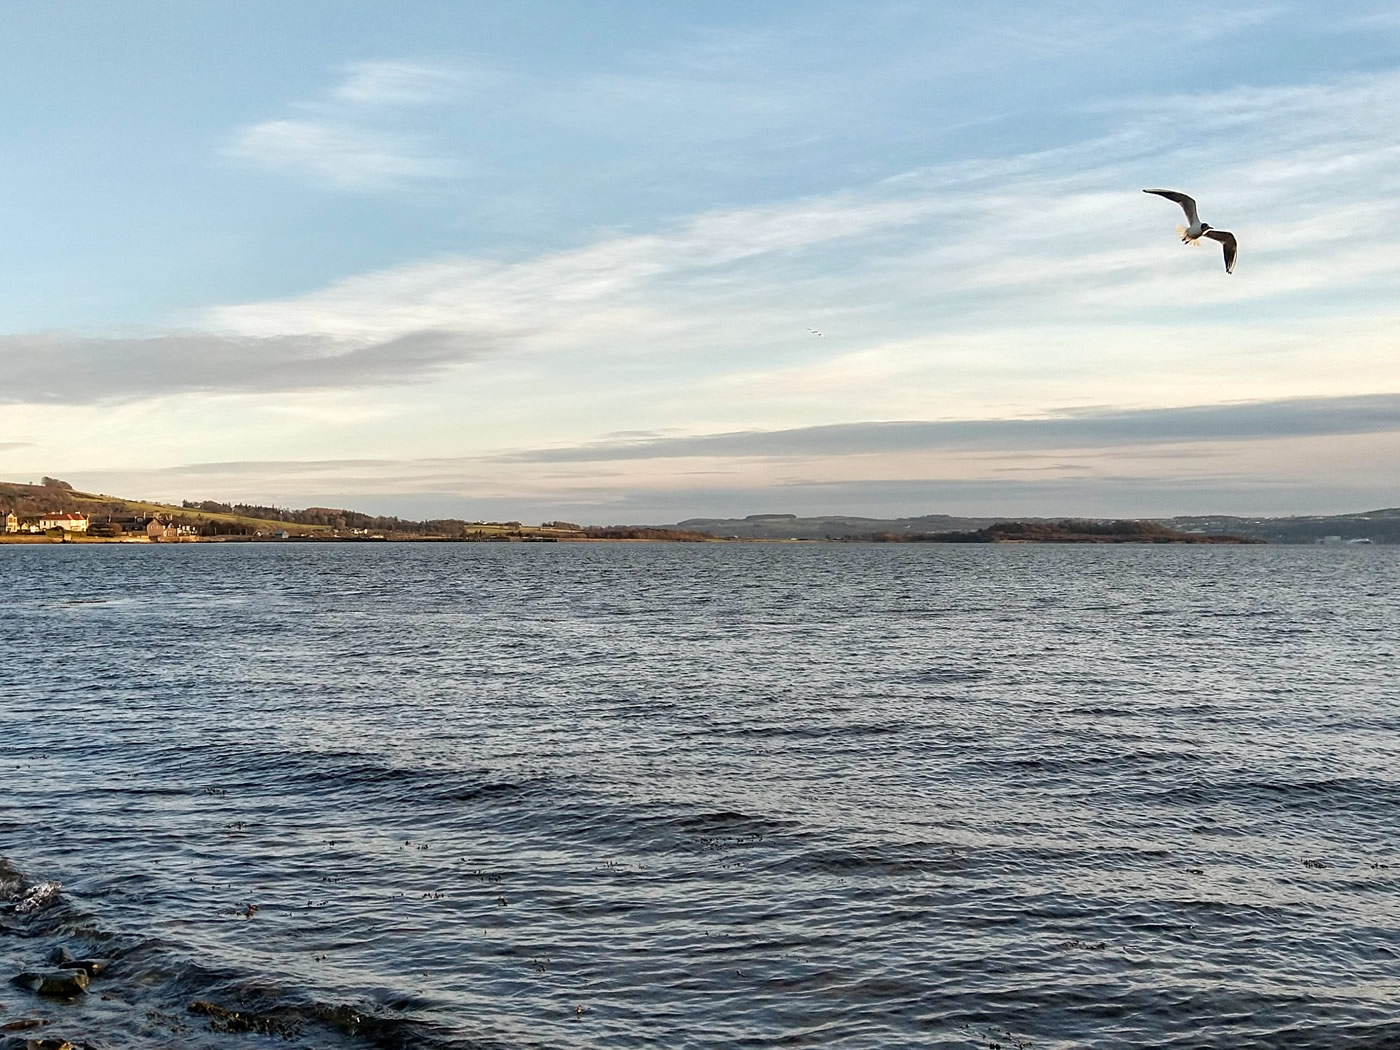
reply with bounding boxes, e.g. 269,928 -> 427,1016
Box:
3,1 -> 1400,523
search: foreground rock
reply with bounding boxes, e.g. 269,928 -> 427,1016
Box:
44,948 -> 108,978
0,1020 -> 50,1032
10,969 -> 89,996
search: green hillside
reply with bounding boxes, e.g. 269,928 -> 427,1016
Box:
0,479 -> 327,535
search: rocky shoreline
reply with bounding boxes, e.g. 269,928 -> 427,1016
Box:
1,855 -> 431,1049
2,872 -> 98,1050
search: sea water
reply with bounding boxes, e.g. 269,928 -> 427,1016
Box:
1,542 -> 1397,1048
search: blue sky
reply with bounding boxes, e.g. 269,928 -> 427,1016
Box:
3,1 -> 1399,521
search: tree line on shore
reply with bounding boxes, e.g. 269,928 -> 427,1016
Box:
179,499 -> 471,536
853,520 -> 1263,544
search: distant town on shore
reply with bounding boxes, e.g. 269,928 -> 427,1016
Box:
1,477 -> 1395,545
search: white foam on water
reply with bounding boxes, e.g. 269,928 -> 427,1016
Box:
14,880 -> 61,913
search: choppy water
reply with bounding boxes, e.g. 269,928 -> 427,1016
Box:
2,542 -> 1398,1049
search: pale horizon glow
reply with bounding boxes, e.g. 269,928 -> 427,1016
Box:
2,2 -> 1399,523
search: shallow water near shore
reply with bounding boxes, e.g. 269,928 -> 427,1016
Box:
2,541 -> 1398,1048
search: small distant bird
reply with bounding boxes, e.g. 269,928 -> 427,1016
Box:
806,327 -> 823,337
1143,189 -> 1237,273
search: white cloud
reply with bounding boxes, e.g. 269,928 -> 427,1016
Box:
226,119 -> 453,189
331,60 -> 468,105
224,58 -> 472,190
203,188 -> 949,342
1180,5 -> 1282,40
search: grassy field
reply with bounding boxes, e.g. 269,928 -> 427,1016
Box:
1,481 -> 329,535
2,480 -> 718,542
80,494 -> 331,534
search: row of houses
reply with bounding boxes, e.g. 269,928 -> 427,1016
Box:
6,511 -> 89,534
4,510 -> 196,540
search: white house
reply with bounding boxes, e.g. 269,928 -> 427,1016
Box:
39,512 -> 89,533
4,511 -> 17,534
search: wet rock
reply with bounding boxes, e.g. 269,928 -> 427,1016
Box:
187,1000 -> 299,1037
71,959 -> 110,978
11,969 -> 90,996
188,1000 -> 258,1033
312,1003 -> 398,1039
45,948 -> 74,967
0,1021 -> 49,1033
24,1039 -> 74,1050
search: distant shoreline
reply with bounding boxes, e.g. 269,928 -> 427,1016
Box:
0,528 -> 1265,546
5,478 -> 1394,545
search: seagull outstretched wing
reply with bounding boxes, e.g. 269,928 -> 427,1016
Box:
1143,188 -> 1200,227
1203,229 -> 1237,273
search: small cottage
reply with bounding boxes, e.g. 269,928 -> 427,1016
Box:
4,511 -> 18,534
39,512 -> 89,533
147,517 -> 182,542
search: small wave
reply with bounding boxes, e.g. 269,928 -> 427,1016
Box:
1138,775 -> 1400,813
726,720 -> 905,739
763,844 -> 969,878
666,809 -> 797,838
908,666 -> 993,684
12,880 -> 62,914
439,775 -> 552,803
2,859 -> 66,926
0,856 -> 25,898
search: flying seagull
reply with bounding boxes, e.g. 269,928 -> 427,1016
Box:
1143,188 -> 1237,273
807,327 -> 824,337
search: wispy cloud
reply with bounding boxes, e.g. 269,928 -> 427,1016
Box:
0,329 -> 485,404
225,59 -> 468,190
1180,5 -> 1282,40
226,119 -> 454,190
331,60 -> 470,105
493,394 -> 1400,463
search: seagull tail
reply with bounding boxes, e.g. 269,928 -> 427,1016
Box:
1177,225 -> 1202,245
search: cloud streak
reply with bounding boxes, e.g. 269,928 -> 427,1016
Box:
331,60 -> 471,105
0,329 -> 487,404
494,394 -> 1400,463
226,120 -> 454,189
